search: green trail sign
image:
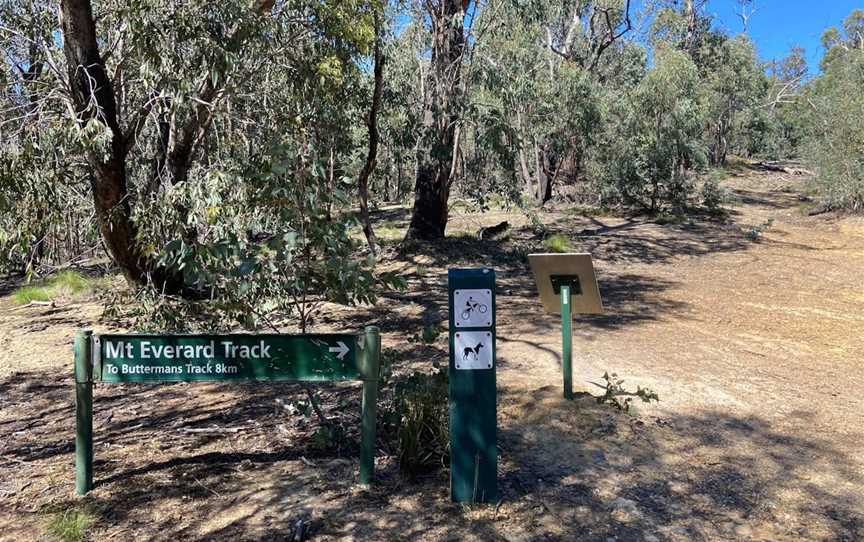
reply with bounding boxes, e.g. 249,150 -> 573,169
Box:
74,327 -> 380,496
448,268 -> 497,503
97,334 -> 359,382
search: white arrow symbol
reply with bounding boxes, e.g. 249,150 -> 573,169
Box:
329,341 -> 349,360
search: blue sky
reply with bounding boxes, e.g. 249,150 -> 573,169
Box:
699,1 -> 861,73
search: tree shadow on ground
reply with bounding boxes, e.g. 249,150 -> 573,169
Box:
729,188 -> 804,210
4,368 -> 862,541
368,208 -> 751,337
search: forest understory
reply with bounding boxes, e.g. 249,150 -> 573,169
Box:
1,167 -> 862,542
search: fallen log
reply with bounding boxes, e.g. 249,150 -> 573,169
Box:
478,220 -> 510,240
753,161 -> 788,172
807,205 -> 832,216
9,300 -> 54,311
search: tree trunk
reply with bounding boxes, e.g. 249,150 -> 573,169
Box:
396,150 -> 403,202
61,0 -> 267,291
518,148 -> 534,197
60,0 -> 149,284
684,0 -> 697,52
382,147 -> 391,202
357,15 -> 384,254
405,0 -> 469,241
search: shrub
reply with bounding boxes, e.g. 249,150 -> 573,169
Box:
381,369 -> 449,477
700,179 -> 729,214
745,218 -> 774,241
804,42 -> 864,211
46,507 -> 94,542
595,371 -> 660,414
542,234 -> 573,253
11,270 -> 92,305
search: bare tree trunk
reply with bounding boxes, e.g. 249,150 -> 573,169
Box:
396,150 -> 403,202
405,0 -> 469,241
326,145 -> 335,222
60,0 -> 149,284
684,0 -> 697,52
382,146 -> 391,202
518,148 -> 534,197
357,15 -> 384,254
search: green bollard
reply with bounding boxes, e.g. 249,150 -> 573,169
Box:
560,284 -> 573,400
74,330 -> 94,495
448,268 -> 497,503
359,326 -> 380,485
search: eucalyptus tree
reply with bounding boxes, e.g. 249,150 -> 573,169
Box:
0,0 -> 92,274
651,4 -> 767,166
374,21 -> 426,204
404,0 -> 472,240
469,0 -> 635,206
701,36 -> 767,165
803,9 -> 864,211
598,45 -> 707,211
2,0 -> 382,292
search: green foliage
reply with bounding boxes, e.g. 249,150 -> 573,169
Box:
110,141 -> 404,331
12,284 -> 51,304
46,507 -> 94,542
804,14 -> 864,211
11,270 -> 93,305
597,46 -> 706,211
525,210 -> 549,237
410,322 -> 443,344
309,424 -> 347,452
595,371 -> 660,414
4,0 -> 864,321
542,234 -> 573,253
701,36 -> 769,165
745,218 -> 774,241
700,180 -> 730,214
384,369 -> 450,477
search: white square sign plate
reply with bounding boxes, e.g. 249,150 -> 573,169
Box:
453,288 -> 493,327
454,331 -> 493,370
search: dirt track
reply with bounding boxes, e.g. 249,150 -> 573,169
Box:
1,169 -> 862,541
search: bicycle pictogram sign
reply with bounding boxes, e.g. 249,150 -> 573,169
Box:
453,289 -> 493,327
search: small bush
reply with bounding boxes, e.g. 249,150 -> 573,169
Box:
595,371 -> 660,414
745,218 -> 774,241
700,180 -> 729,213
12,284 -> 52,304
542,234 -> 573,253
653,211 -> 686,225
11,270 -> 92,305
382,369 -> 449,477
409,322 -> 442,344
47,507 -> 94,542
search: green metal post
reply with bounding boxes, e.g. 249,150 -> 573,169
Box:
561,285 -> 573,400
74,330 -> 94,495
359,326 -> 380,485
448,268 -> 497,503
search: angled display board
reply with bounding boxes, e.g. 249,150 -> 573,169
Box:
528,253 -> 603,315
528,253 -> 603,399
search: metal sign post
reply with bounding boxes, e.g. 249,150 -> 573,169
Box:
561,283 -> 573,399
73,327 -> 380,495
528,253 -> 603,399
448,268 -> 497,503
